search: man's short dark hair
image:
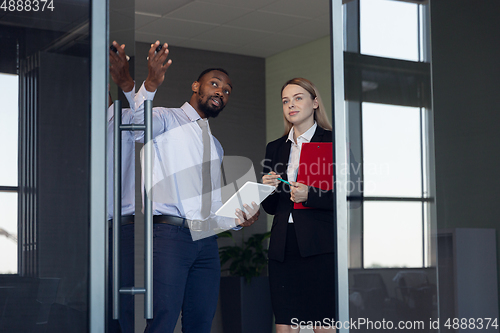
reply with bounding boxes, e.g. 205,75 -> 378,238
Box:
197,68 -> 229,81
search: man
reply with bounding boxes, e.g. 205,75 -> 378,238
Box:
113,40 -> 260,333
107,41 -> 136,333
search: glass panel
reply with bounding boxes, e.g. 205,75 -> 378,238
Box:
363,201 -> 423,268
360,0 -> 419,61
0,1 -> 92,331
0,192 -> 18,274
362,102 -> 422,197
345,1 -> 439,330
0,74 -> 18,186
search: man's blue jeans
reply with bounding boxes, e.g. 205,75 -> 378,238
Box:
108,223 -> 135,333
144,223 -> 220,333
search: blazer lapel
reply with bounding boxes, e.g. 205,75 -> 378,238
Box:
277,138 -> 291,180
310,126 -> 326,142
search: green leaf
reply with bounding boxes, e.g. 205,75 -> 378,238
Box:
218,231 -> 271,283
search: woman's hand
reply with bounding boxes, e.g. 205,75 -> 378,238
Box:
262,171 -> 280,187
290,182 -> 308,203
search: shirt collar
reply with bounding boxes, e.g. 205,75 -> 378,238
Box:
287,122 -> 317,144
181,102 -> 203,122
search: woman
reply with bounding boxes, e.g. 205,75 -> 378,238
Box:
262,78 -> 336,333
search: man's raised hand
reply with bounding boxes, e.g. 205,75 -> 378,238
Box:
144,40 -> 172,92
109,41 -> 134,93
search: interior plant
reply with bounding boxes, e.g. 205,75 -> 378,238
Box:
219,230 -> 271,283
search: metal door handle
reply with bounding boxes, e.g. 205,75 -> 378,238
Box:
112,100 -> 153,320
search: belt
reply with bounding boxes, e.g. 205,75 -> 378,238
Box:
109,215 -> 135,228
153,215 -> 215,232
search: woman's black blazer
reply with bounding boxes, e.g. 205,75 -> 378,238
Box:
262,127 -> 335,262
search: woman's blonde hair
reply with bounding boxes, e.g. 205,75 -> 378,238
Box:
281,78 -> 332,136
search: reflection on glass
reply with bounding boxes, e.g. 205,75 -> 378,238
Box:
0,73 -> 19,187
349,266 -> 437,330
364,201 -> 422,268
362,102 -> 422,197
360,0 -> 419,61
1,0 -> 91,330
347,0 -> 437,329
0,192 -> 18,274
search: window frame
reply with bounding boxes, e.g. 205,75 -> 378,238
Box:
344,0 -> 435,269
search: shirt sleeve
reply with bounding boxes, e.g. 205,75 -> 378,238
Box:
133,81 -> 156,115
122,83 -> 136,108
107,104 -> 133,124
132,82 -> 164,142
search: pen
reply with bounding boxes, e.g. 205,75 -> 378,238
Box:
268,173 -> 295,187
277,177 -> 292,186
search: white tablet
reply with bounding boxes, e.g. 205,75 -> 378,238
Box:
215,181 -> 275,218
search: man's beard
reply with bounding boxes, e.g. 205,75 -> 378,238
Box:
198,95 -> 225,118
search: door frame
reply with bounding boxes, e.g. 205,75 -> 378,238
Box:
89,0 -> 108,331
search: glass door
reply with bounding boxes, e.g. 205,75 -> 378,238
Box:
0,1 -> 107,332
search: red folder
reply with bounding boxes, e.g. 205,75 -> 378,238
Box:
294,142 -> 334,209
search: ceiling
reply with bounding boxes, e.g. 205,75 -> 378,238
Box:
132,0 -> 331,58
2,0 -> 428,59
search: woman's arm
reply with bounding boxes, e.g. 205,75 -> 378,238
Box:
302,186 -> 334,210
261,143 -> 280,215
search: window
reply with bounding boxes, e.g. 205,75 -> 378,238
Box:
362,103 -> 422,198
345,0 -> 432,269
0,73 -> 19,186
360,0 -> 419,61
0,192 -> 18,274
0,73 -> 19,274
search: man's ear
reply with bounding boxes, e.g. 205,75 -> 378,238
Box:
192,81 -> 199,93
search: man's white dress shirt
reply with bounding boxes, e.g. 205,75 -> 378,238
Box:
131,83 -> 238,231
107,89 -> 136,220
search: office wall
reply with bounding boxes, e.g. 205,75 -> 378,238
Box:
265,36 -> 332,142
430,0 -> 500,305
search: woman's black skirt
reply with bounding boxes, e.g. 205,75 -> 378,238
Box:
268,223 -> 336,325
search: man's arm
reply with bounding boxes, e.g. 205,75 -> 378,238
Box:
132,41 -> 173,142
133,41 -> 172,111
109,41 -> 136,111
